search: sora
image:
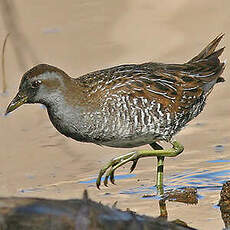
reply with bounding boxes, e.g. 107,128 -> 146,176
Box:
6,34 -> 225,194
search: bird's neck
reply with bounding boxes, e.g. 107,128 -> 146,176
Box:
46,95 -> 86,139
41,76 -> 92,139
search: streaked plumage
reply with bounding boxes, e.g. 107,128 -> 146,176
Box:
10,34 -> 225,150
5,34 -> 226,191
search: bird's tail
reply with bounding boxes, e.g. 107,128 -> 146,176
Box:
187,34 -> 226,83
188,34 -> 225,63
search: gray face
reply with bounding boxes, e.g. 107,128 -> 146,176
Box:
5,64 -> 67,115
19,71 -> 63,104
18,75 -> 43,103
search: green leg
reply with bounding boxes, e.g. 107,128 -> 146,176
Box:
150,142 -> 164,195
96,141 -> 184,190
156,156 -> 165,195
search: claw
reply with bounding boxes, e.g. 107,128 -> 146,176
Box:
130,159 -> 138,173
97,168 -> 107,188
96,180 -> 101,189
96,170 -> 103,189
104,174 -> 109,187
110,171 -> 115,184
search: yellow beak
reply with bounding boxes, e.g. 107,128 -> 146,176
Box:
5,93 -> 28,115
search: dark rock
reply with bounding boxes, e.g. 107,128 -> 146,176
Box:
219,181 -> 230,228
0,191 -> 196,230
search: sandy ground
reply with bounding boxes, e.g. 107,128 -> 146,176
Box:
0,0 -> 230,229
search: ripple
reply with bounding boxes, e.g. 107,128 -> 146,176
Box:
167,169 -> 230,191
119,168 -> 230,198
207,159 -> 230,163
78,174 -> 136,184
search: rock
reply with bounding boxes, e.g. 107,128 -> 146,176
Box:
219,181 -> 230,228
0,191 -> 196,230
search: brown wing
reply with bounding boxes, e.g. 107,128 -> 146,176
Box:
75,62 -> 222,115
76,34 -> 225,116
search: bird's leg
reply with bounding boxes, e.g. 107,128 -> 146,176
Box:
149,142 -> 164,195
156,156 -> 165,195
96,141 -> 184,190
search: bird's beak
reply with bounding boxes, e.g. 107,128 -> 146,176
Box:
5,92 -> 28,115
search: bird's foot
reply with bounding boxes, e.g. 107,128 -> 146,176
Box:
96,141 -> 184,189
96,151 -> 140,189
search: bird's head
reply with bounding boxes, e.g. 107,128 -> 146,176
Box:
5,64 -> 71,115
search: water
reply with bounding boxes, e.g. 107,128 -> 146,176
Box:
79,174 -> 136,184
118,168 -> 230,199
168,169 -> 230,191
207,159 -> 230,163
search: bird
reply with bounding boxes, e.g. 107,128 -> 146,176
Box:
5,34 -> 225,195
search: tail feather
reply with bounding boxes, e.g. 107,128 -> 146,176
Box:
188,33 -> 225,63
186,34 -> 226,85
207,46 -> 226,83
205,47 -> 225,61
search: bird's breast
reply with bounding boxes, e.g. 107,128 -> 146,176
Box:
46,88 -> 207,148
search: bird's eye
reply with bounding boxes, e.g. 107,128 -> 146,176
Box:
31,80 -> 42,88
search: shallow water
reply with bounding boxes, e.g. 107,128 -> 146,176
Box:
0,0 -> 230,229
168,169 -> 230,191
79,174 -> 136,184
75,167 -> 230,197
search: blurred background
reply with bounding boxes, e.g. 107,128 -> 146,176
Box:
0,0 -> 229,229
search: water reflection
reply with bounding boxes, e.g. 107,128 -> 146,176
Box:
207,159 -> 230,163
118,168 -> 230,228
168,169 -> 230,191
78,174 -> 136,184
157,187 -> 198,227
77,167 -> 229,199
119,168 -> 229,200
